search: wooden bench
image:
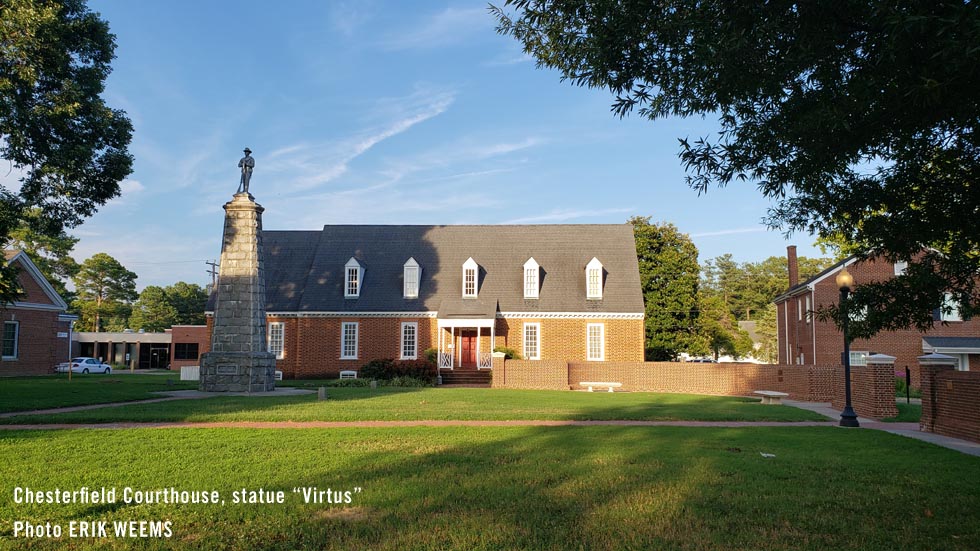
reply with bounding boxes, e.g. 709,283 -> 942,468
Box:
339,370 -> 358,379
579,381 -> 622,393
754,390 -> 789,405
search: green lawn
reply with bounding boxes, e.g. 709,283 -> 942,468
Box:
0,387 -> 829,424
1,426 -> 977,550
882,402 -> 923,423
0,374 -> 196,413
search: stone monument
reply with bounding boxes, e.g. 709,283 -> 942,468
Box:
199,149 -> 276,392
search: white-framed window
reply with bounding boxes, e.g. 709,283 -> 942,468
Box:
941,293 -> 962,322
586,257 -> 603,299
797,298 -> 802,321
2,321 -> 18,359
894,261 -> 908,276
523,322 -> 540,360
462,257 -> 478,298
587,323 -> 604,361
401,322 -> 418,360
849,351 -> 869,366
403,258 -> 420,299
267,322 -> 284,359
805,295 -> 812,324
345,257 -> 362,298
341,322 -> 359,359
523,257 -> 539,299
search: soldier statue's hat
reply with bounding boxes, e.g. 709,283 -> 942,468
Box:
243,147 -> 252,153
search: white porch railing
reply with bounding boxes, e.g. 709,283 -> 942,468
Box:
478,352 -> 493,369
438,352 -> 453,369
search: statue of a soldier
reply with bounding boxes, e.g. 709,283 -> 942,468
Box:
238,147 -> 254,194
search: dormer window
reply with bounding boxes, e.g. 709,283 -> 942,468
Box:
345,257 -> 362,298
586,257 -> 603,300
462,257 -> 478,298
403,257 -> 420,299
524,258 -> 539,299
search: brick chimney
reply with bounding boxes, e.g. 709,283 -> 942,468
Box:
787,245 -> 799,288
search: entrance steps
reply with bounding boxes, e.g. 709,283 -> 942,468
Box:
439,368 -> 491,386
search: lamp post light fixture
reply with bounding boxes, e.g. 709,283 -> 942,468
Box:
836,266 -> 860,428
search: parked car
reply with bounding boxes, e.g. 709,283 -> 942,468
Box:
686,358 -> 717,363
55,357 -> 112,374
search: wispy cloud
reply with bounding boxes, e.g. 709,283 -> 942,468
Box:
484,52 -> 534,67
264,88 -> 455,193
328,1 -> 376,36
690,227 -> 767,238
377,135 -> 542,186
382,7 -> 493,50
501,207 -> 633,225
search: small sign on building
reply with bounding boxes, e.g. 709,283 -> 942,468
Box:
57,332 -> 68,338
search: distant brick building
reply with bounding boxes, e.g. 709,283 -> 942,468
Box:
775,246 -> 980,387
0,251 -> 76,376
207,225 -> 645,380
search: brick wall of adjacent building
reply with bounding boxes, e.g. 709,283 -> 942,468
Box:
169,325 -> 210,371
921,363 -> 980,443
778,255 -> 980,388
210,315 -> 644,379
0,308 -> 72,376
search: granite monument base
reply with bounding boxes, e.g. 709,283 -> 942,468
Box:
199,351 -> 277,392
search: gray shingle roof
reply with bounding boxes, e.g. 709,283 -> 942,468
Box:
224,225 -> 643,314
922,336 -> 980,350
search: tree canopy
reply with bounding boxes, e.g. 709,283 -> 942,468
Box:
6,210 -> 80,301
0,0 -> 132,303
494,1 -> 980,334
128,285 -> 178,332
630,216 -> 700,360
128,282 -> 208,331
72,252 -> 137,331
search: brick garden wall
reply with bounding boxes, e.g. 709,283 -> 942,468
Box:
831,363 -> 899,419
494,360 -> 897,418
491,359 -> 567,390
921,364 -> 980,443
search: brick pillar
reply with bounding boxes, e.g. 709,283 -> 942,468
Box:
490,352 -> 506,388
919,353 -> 957,433
866,354 -> 898,419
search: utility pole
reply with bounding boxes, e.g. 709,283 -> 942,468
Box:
206,260 -> 219,290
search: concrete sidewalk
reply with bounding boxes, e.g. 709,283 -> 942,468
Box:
0,387 -> 313,419
786,399 -> 980,457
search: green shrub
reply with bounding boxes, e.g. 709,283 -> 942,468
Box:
894,377 -> 922,398
359,358 -> 437,384
324,378 -> 371,388
359,359 -> 396,380
493,346 -> 521,360
383,376 -> 433,387
423,347 -> 438,364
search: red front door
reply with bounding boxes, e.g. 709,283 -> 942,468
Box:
460,331 -> 476,367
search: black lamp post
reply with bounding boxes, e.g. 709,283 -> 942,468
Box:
836,267 -> 859,428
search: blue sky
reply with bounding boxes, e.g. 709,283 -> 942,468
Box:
63,0 -> 821,289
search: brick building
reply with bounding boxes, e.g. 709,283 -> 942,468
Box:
72,325 -> 209,371
0,250 -> 76,376
207,225 -> 645,380
775,246 -> 980,387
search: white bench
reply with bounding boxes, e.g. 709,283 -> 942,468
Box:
754,390 -> 789,405
339,370 -> 358,379
274,370 -> 283,381
579,381 -> 622,393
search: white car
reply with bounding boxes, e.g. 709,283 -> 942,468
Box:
55,357 -> 112,374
